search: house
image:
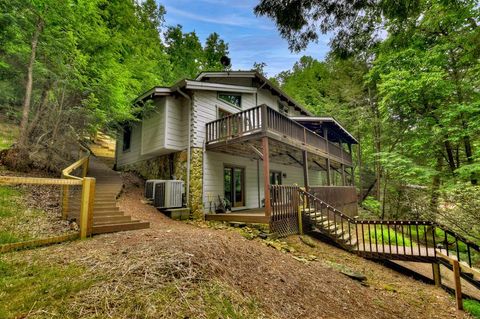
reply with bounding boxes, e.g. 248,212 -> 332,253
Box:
115,71 -> 358,228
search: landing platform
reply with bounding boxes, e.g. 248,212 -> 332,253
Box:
205,208 -> 269,223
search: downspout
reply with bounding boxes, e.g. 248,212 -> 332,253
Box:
176,88 -> 192,207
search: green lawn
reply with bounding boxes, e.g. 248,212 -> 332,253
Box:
0,185 -> 30,245
0,257 -> 97,319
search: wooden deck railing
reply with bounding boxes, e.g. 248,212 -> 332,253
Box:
205,104 -> 352,165
61,145 -> 95,239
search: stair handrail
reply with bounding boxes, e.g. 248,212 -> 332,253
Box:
61,144 -> 91,180
299,188 -> 480,268
299,188 -> 355,223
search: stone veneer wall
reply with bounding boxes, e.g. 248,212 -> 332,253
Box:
119,148 -> 204,219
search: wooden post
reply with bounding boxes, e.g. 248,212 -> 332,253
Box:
452,260 -> 463,311
432,263 -> 441,287
79,177 -> 96,239
82,157 -> 89,177
324,128 -> 332,186
262,137 -> 271,217
61,185 -> 69,219
341,164 -> 346,186
302,150 -> 309,191
298,200 -> 303,235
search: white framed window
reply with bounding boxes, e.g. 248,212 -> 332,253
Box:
218,92 -> 242,108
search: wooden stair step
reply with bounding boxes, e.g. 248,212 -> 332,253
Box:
92,221 -> 150,234
94,216 -> 133,225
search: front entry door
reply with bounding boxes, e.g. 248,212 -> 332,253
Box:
224,166 -> 245,207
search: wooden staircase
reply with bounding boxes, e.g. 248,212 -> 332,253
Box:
297,188 -> 480,291
69,134 -> 149,234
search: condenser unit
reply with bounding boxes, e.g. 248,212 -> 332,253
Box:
145,180 -> 165,200
153,180 -> 184,209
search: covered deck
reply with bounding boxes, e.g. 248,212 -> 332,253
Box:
204,104 -> 358,226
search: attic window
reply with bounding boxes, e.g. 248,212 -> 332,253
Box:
218,92 -> 241,108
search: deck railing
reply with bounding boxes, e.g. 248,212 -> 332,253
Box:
205,104 -> 352,165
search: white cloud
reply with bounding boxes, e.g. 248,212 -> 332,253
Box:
166,6 -> 273,30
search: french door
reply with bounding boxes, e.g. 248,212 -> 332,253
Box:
224,166 -> 245,207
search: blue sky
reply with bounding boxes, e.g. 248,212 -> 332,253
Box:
159,0 -> 331,76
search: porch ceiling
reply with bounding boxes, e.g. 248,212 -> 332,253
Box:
207,138 -> 344,171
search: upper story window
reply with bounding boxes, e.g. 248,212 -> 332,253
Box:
122,125 -> 132,152
218,92 -> 241,108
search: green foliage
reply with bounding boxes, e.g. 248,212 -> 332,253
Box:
274,0 -> 480,226
0,0 -> 229,170
365,225 -> 414,248
464,299 -> 480,318
362,196 -> 381,216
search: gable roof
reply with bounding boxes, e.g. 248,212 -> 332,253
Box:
195,71 -> 312,116
135,71 -> 312,116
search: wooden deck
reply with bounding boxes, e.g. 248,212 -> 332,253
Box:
205,208 -> 269,223
205,104 -> 353,167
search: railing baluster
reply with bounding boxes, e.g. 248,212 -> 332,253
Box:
416,223 -> 421,256
401,223 -> 406,255
445,230 -> 449,256
367,223 -> 372,252
456,238 -> 460,262
374,222 -> 378,253
380,223 -> 385,254
432,225 -> 437,258
409,223 -> 414,255
388,224 -> 392,255
424,225 -> 429,257
395,222 -> 399,254
468,245 -> 472,267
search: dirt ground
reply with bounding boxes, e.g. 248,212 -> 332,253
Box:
2,172 -> 471,318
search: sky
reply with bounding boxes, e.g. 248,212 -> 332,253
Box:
159,0 -> 331,76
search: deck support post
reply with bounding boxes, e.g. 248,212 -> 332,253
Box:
262,137 -> 271,218
432,263 -> 441,287
324,128 -> 332,186
302,150 -> 309,191
453,260 -> 463,311
341,164 -> 346,186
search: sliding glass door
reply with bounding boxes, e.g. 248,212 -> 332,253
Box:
224,166 -> 245,207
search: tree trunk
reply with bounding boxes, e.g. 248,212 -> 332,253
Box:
463,134 -> 477,185
19,17 -> 44,147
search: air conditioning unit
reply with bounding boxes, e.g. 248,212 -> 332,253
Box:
154,180 -> 184,209
145,180 -> 165,200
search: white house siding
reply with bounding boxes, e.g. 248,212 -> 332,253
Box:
116,96 -> 188,168
203,151 -> 326,212
256,88 -> 303,116
191,90 -> 256,148
164,96 -> 188,150
141,98 -> 166,156
117,122 -> 142,167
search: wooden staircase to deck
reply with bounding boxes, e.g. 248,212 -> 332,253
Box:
295,188 -> 480,293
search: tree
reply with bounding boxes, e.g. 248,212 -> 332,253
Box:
203,32 -> 229,70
